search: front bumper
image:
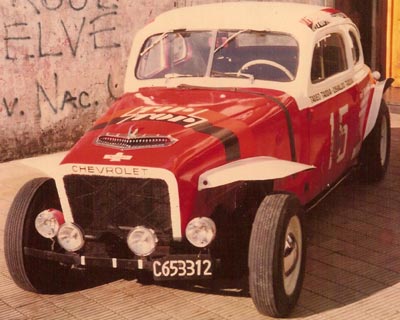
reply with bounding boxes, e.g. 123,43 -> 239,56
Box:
25,247 -> 216,281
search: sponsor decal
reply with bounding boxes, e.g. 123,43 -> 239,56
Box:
321,88 -> 333,98
301,17 -> 330,31
309,79 -> 354,104
103,152 -> 133,162
310,93 -> 322,103
301,9 -> 347,31
117,106 -> 209,128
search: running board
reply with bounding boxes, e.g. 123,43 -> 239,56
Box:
305,169 -> 354,212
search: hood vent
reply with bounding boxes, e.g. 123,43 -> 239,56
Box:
96,131 -> 178,150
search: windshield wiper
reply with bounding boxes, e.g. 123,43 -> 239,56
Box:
211,70 -> 254,83
237,72 -> 255,82
140,32 -> 169,57
165,73 -> 194,79
213,29 -> 249,54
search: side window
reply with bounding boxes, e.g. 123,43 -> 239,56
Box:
349,31 -> 361,64
311,33 -> 348,83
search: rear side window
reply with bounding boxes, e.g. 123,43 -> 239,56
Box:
311,33 -> 348,83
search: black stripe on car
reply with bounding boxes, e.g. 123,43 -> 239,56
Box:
90,118 -> 241,162
263,95 -> 297,162
192,122 -> 241,162
232,89 -> 297,162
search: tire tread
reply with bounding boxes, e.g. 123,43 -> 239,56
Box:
248,193 -> 304,317
4,178 -> 59,292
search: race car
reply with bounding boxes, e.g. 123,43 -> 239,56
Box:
5,2 -> 392,318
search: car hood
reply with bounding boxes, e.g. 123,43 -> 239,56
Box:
61,86 -> 290,177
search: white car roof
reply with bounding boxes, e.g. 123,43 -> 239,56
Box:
145,2 -> 351,37
124,1 -> 357,99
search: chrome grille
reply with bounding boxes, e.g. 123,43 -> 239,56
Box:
63,175 -> 172,241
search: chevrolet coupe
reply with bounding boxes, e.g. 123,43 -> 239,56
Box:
5,2 -> 392,317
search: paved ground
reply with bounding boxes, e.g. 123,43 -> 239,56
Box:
0,112 -> 399,320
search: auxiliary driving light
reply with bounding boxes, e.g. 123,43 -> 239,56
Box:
185,217 -> 216,248
35,209 -> 65,238
57,223 -> 85,252
127,226 -> 158,257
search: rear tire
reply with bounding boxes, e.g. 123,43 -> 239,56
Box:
359,100 -> 391,183
248,193 -> 305,318
4,178 -> 69,293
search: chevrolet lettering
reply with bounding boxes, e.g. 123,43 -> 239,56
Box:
71,165 -> 148,177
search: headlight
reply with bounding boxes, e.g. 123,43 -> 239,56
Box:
185,217 -> 216,248
127,226 -> 158,257
57,223 -> 85,252
35,209 -> 65,238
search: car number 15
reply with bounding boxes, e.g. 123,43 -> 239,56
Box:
153,258 -> 213,280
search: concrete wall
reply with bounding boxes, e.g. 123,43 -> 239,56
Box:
0,0 -> 332,162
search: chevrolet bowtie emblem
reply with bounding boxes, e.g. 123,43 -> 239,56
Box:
103,152 -> 133,162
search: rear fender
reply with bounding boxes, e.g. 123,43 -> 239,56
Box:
364,78 -> 394,139
198,156 -> 314,190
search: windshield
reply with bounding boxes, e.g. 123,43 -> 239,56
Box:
136,30 -> 299,82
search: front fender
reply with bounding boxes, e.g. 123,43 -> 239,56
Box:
198,156 -> 314,190
364,78 -> 394,139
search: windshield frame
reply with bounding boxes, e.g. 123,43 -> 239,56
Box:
135,29 -> 299,83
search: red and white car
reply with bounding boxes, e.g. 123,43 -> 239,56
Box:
5,2 -> 392,317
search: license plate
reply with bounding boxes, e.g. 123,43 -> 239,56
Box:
153,255 -> 213,280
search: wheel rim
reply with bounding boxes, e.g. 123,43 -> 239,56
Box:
380,116 -> 388,166
283,215 -> 302,296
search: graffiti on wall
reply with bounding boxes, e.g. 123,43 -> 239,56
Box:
1,0 -> 122,120
5,1 -> 120,60
2,72 -> 119,117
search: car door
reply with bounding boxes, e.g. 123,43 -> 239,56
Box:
307,30 -> 361,195
347,27 -> 374,143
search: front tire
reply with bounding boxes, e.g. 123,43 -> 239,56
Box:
359,100 -> 391,183
4,178 -> 68,293
248,194 -> 305,318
